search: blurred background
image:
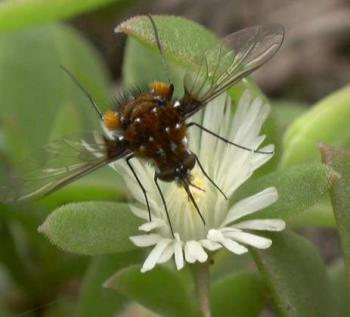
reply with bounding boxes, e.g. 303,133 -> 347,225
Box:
0,0 -> 349,316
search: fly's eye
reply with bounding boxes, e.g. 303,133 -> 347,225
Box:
183,153 -> 196,171
103,111 -> 120,130
150,81 -> 173,99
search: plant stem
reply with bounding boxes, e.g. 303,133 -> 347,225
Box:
192,261 -> 212,317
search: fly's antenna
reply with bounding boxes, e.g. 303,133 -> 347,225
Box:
147,15 -> 172,85
60,65 -> 103,119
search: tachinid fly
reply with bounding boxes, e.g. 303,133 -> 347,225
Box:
0,16 -> 284,235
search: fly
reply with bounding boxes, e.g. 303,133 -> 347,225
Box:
0,15 -> 284,236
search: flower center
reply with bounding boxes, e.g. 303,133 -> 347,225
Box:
189,173 -> 207,203
176,170 -> 208,216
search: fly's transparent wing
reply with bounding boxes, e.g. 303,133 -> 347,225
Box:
182,24 -> 284,118
0,132 -> 128,204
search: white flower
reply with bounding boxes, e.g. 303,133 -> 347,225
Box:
111,91 -> 285,273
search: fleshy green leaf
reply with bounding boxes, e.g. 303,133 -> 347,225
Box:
234,163 -> 335,221
0,0 -> 120,32
288,199 -> 336,228
0,24 -> 110,159
329,260 -> 350,317
270,101 -> 306,133
211,271 -> 266,317
320,144 -> 350,287
257,101 -> 306,173
39,202 -> 141,255
77,251 -> 142,317
37,176 -> 127,209
117,15 -> 217,69
105,265 -> 199,317
252,231 -> 336,317
281,85 -> 350,167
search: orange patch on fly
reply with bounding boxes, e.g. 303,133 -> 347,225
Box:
150,81 -> 173,98
103,111 -> 120,130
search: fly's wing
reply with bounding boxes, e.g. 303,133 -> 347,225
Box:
0,132 -> 128,204
182,24 -> 284,118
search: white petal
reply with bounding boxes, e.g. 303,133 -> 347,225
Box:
207,229 -> 225,242
225,231 -> 272,249
129,234 -> 163,247
141,239 -> 172,273
200,239 -> 222,251
207,229 -> 248,254
174,233 -> 184,270
222,238 -> 248,254
184,241 -> 208,263
157,244 -> 175,263
252,144 -> 274,170
234,219 -> 286,231
129,205 -> 149,220
139,218 -> 165,232
222,187 -> 278,227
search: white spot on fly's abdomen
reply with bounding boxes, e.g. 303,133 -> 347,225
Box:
173,100 -> 181,108
175,123 -> 181,130
151,107 -> 157,113
165,127 -> 170,133
135,117 -> 141,123
182,137 -> 188,145
149,136 -> 155,142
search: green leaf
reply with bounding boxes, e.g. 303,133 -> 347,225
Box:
281,85 -> 350,167
39,202 -> 141,255
329,260 -> 350,317
37,176 -> 127,209
271,101 -> 306,133
0,24 -> 110,159
105,265 -> 199,317
0,0 -> 119,32
211,271 -> 266,317
261,101 -> 306,172
77,251 -> 143,317
117,15 -> 218,69
252,231 -> 336,317
234,163 -> 335,220
288,198 -> 336,228
320,144 -> 350,288
0,221 -> 35,293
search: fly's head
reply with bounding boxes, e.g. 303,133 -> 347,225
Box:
155,152 -> 196,183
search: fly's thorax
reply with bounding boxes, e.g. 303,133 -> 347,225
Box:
121,95 -> 189,162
